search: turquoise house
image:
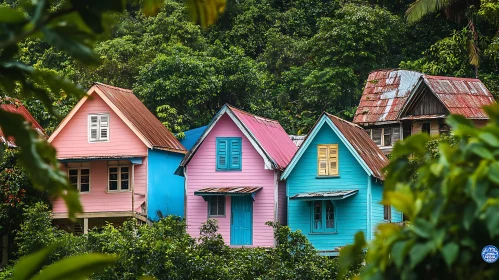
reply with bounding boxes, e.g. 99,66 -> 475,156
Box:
281,113 -> 402,255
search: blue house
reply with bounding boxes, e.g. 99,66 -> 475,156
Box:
281,113 -> 402,255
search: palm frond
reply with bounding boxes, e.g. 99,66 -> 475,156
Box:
406,0 -> 450,23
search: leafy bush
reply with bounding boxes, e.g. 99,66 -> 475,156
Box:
15,208 -> 364,280
340,105 -> 499,279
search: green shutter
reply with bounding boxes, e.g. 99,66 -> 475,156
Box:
216,138 -> 228,169
230,138 -> 242,170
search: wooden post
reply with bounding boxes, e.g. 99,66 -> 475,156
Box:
83,218 -> 88,234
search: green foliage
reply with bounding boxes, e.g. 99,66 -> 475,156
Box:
340,105 -> 499,279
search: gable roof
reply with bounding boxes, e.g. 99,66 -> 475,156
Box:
400,75 -> 495,119
1,98 -> 46,146
353,69 -> 422,125
178,104 -> 297,171
282,113 -> 388,181
48,82 -> 186,154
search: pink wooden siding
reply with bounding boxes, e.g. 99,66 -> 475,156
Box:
51,94 -> 147,158
186,114 -> 276,247
52,158 -> 147,214
277,180 -> 287,225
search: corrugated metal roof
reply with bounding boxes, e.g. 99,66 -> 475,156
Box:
399,114 -> 446,120
421,75 -> 495,119
0,98 -> 46,147
58,155 -> 144,160
327,113 -> 388,180
93,83 -> 186,153
228,105 -> 298,170
289,135 -> 306,147
194,187 -> 262,195
290,190 -> 358,200
354,69 -> 422,125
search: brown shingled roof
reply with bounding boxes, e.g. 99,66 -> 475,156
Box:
326,113 -> 388,180
92,83 -> 186,153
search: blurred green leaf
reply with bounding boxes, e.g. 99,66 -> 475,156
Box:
42,26 -> 100,64
143,0 -> 164,16
442,242 -> 459,267
12,246 -> 55,280
0,6 -> 26,23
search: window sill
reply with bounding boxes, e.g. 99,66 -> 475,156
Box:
208,215 -> 226,218
106,190 -> 131,193
309,232 -> 338,235
316,175 -> 340,179
215,169 -> 242,172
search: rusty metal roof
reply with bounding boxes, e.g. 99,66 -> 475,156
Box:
290,190 -> 358,200
1,98 -> 46,147
353,69 -> 422,125
327,113 -> 388,180
93,83 -> 186,153
399,114 -> 446,120
418,75 -> 495,119
194,187 -> 263,195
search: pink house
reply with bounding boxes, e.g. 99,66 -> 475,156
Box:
48,83 -> 186,232
177,105 -> 297,246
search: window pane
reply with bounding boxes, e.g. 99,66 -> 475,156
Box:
422,123 -> 430,134
90,129 -> 97,140
121,167 -> 129,173
69,176 -> 78,186
80,175 -> 89,184
372,129 -> 382,145
217,196 -> 225,215
80,184 -> 90,192
209,196 -> 224,216
109,167 -> 118,173
109,173 -> 118,180
69,169 -> 78,176
100,128 -> 108,139
325,201 -> 335,229
121,173 -> 129,180
109,181 -> 118,191
313,201 -> 322,230
121,180 -> 129,190
383,127 -> 392,146
81,169 -> 90,175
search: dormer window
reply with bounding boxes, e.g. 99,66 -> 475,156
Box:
88,114 -> 109,142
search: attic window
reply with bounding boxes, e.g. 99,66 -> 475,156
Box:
88,114 -> 109,142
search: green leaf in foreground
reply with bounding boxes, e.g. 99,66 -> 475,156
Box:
12,246 -> 55,280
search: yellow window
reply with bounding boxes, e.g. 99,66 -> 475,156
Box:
317,144 -> 338,176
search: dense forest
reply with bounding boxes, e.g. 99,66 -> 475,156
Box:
14,0 -> 499,135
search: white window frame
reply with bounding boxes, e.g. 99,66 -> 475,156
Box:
68,167 -> 91,193
88,113 -> 110,142
107,165 -> 131,192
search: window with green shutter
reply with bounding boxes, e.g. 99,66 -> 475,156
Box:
216,137 -> 242,170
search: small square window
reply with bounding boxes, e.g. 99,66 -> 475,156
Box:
311,200 -> 336,233
208,196 -> 225,217
216,138 -> 242,170
89,114 -> 110,142
108,165 -> 130,192
67,167 -> 90,193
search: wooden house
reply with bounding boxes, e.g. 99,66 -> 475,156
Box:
353,69 -> 495,153
48,83 -> 187,232
0,98 -> 46,145
281,113 -> 402,255
177,105 -> 297,247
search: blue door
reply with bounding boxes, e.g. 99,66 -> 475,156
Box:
230,196 -> 253,245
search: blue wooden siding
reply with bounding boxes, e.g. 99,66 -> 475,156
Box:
147,149 -> 185,220
371,179 -> 403,237
179,126 -> 207,150
286,124 -> 369,251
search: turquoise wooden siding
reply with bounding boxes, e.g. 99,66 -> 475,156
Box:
287,124 -> 370,252
147,149 -> 185,220
371,180 -> 403,237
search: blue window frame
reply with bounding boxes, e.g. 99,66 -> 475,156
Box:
311,200 -> 336,233
216,137 -> 242,170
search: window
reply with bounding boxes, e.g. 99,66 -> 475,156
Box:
89,114 -> 109,142
384,205 -> 392,221
216,137 -> 242,170
422,122 -> 430,134
383,127 -> 392,146
392,126 -> 401,144
439,123 -> 450,135
68,168 -> 90,193
108,166 -> 130,191
311,200 -> 335,233
371,129 -> 382,145
208,195 -> 225,217
317,144 -> 338,176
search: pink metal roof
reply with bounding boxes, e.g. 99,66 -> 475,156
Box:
327,113 -> 388,180
229,105 -> 298,170
194,187 -> 262,194
1,98 -> 46,146
94,83 -> 186,153
421,75 -> 495,119
353,69 -> 422,125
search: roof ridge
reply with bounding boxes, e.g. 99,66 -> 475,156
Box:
94,82 -> 133,93
368,68 -> 422,75
226,104 -> 279,123
423,75 -> 482,81
325,112 -> 363,129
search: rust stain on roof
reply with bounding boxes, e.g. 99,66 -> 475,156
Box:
290,190 -> 358,199
421,75 -> 495,119
327,113 -> 388,180
93,83 -> 186,153
1,98 -> 46,147
354,69 -> 422,125
194,187 -> 263,194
